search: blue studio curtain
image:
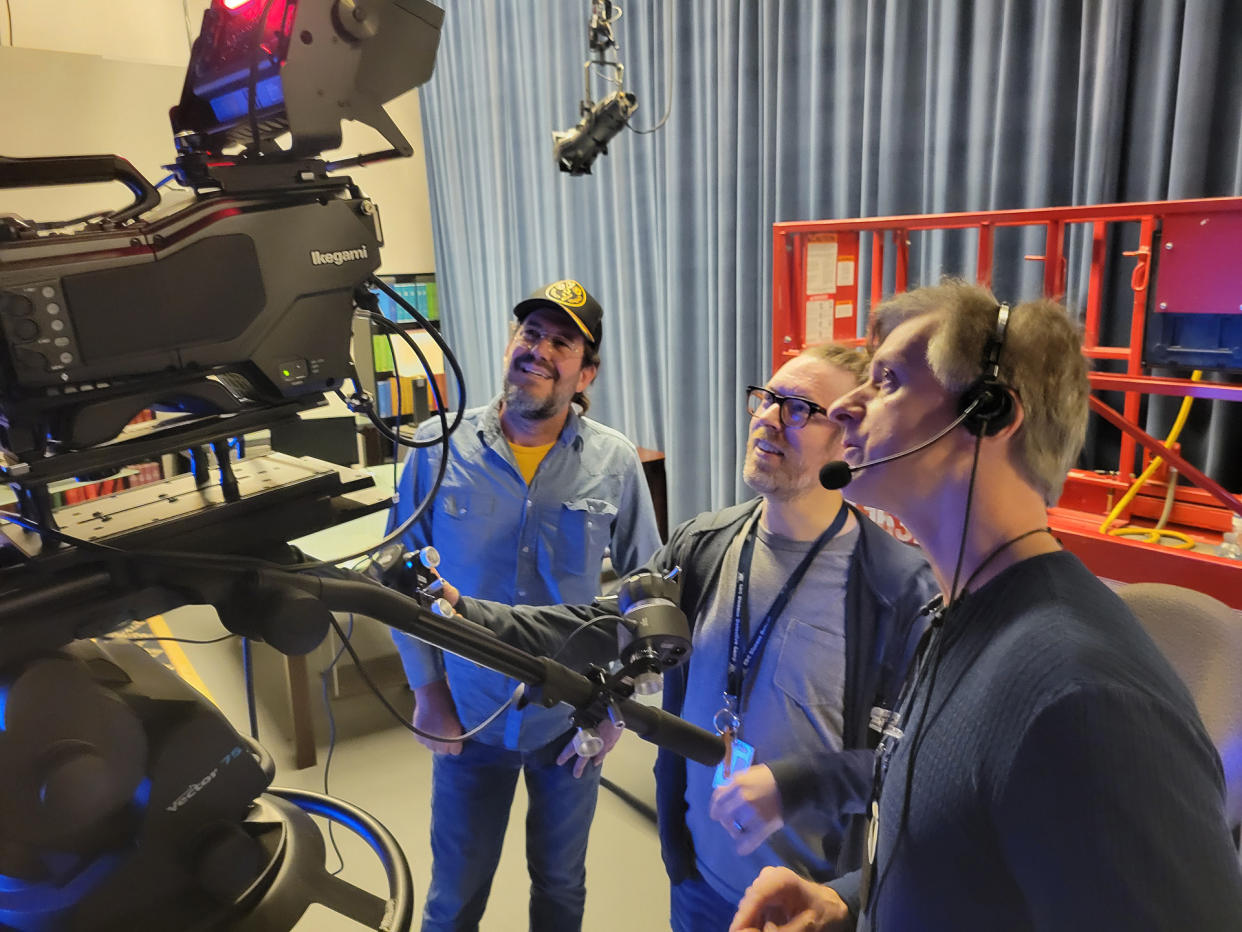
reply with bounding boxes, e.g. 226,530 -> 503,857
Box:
418,0 -> 1242,524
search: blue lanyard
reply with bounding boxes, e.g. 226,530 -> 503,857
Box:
725,502 -> 850,710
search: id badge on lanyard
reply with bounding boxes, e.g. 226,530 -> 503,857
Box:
711,700 -> 754,788
860,606 -> 944,915
712,505 -> 847,790
860,710 -> 903,910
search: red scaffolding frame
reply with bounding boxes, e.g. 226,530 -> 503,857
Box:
771,197 -> 1242,608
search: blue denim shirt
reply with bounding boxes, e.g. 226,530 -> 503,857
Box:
390,397 -> 661,750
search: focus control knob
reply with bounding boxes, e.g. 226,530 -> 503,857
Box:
572,728 -> 604,758
334,0 -> 379,40
0,293 -> 35,317
632,671 -> 663,696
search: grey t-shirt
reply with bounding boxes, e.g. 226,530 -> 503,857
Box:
682,512 -> 856,904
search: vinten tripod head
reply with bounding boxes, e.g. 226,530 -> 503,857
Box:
0,553 -> 721,931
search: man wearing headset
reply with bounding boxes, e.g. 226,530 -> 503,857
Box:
434,342 -> 938,931
730,281 -> 1242,931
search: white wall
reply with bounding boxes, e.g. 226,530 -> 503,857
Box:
4,0 -> 201,67
0,0 -> 436,274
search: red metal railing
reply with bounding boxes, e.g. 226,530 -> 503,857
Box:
772,198 -> 1242,607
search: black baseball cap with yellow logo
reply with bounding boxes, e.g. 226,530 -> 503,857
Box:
512,279 -> 603,348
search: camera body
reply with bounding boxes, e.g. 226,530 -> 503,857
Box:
0,0 -> 446,466
0,185 -> 379,459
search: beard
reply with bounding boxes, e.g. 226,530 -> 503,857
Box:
502,353 -> 569,421
502,377 -> 560,420
742,446 -> 815,500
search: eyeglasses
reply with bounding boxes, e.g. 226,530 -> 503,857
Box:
513,323 -> 584,359
745,385 -> 829,429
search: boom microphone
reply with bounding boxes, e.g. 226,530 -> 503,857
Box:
819,405 -> 977,490
818,460 -> 855,490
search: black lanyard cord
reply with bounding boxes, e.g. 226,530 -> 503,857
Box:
725,501 -> 850,714
866,487 -> 1053,928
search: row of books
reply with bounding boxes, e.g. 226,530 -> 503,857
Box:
375,375 -> 432,421
57,461 -> 164,506
378,279 -> 438,325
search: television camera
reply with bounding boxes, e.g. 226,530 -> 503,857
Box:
0,2 -> 722,929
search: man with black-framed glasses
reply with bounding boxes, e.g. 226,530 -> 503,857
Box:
745,385 -> 830,427
389,279 -> 661,932
432,342 -> 937,931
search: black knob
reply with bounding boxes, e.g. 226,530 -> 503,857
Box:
14,347 -> 48,371
38,746 -> 113,819
12,318 -> 40,341
0,292 -> 35,317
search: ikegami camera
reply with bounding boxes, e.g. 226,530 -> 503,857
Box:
0,0 -> 442,465
0,3 -> 446,929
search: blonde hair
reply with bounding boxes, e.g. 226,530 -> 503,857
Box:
798,342 -> 871,385
869,280 -> 1089,505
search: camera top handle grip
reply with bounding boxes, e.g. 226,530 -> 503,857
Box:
0,153 -> 161,225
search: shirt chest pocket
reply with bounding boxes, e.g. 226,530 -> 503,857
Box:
554,498 -> 618,576
437,490 -> 495,522
773,618 -> 847,709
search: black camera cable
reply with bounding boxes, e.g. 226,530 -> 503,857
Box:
866,433 -> 984,926
356,276 -> 468,445
325,613 -> 523,746
321,613 -> 355,876
346,311 -> 453,449
387,326 -> 401,506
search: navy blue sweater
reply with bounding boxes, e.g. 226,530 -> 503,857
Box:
830,551 -> 1242,931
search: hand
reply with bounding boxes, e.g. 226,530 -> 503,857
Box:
728,866 -> 851,932
556,718 -> 625,778
432,574 -> 462,608
427,570 -> 460,608
412,679 -> 464,754
710,764 -> 784,854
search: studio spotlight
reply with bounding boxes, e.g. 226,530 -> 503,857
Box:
553,0 -> 637,175
553,90 -> 637,176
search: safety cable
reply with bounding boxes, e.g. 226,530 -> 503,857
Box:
625,0 -> 675,134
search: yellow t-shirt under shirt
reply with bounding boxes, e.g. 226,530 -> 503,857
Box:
508,439 -> 555,484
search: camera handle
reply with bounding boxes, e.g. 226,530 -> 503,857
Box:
0,154 -> 162,225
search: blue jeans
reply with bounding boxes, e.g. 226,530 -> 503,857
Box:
420,737 -> 602,932
670,874 -> 740,932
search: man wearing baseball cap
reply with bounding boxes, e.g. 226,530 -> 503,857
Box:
389,279 -> 661,931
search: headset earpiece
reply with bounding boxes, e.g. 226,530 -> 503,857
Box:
960,380 -> 1015,436
960,302 -> 1016,437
